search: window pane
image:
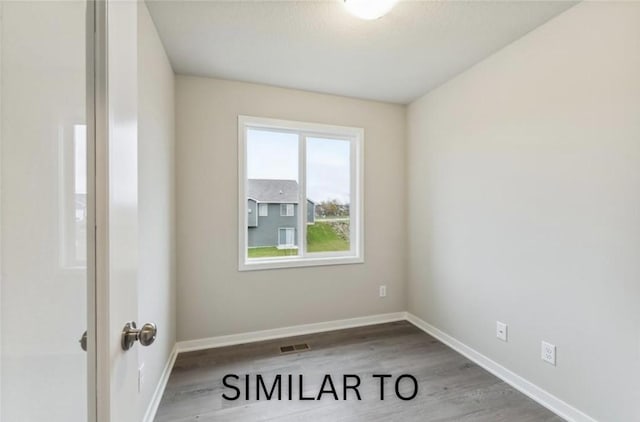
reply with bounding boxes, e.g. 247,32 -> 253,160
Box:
306,137 -> 351,253
246,129 -> 300,258
280,203 -> 294,216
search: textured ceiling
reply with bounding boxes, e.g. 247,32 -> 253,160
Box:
146,0 -> 576,104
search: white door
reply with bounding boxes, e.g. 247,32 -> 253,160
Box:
0,1 -> 94,420
95,1 -> 142,421
1,2 -> 146,421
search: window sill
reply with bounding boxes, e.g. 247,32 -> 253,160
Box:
239,255 -> 364,271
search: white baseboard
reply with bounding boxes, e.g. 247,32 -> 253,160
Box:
175,312 -> 406,353
404,313 -> 597,422
152,312 -> 594,422
142,344 -> 178,422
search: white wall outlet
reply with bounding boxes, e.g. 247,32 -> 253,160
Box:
541,341 -> 556,366
496,321 -> 508,342
379,285 -> 387,297
138,363 -> 145,393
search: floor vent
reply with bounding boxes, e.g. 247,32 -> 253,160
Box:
280,343 -> 310,354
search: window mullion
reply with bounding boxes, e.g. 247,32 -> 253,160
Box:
299,132 -> 307,258
350,136 -> 357,255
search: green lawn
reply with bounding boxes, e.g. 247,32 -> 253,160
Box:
307,221 -> 350,252
248,222 -> 349,258
248,247 -> 298,258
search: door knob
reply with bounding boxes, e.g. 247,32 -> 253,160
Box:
79,330 -> 87,352
121,321 -> 157,351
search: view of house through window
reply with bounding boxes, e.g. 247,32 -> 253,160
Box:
246,129 -> 299,258
241,117 -> 363,269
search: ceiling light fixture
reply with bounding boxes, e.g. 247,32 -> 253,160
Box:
343,0 -> 398,20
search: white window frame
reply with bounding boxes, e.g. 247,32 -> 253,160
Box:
280,203 -> 294,217
238,115 -> 364,271
258,203 -> 268,217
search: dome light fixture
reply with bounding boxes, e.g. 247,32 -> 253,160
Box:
343,0 -> 398,20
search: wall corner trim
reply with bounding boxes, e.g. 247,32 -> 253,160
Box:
143,344 -> 179,422
175,312 -> 407,353
404,313 -> 598,422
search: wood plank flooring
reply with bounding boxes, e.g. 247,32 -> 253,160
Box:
155,321 -> 564,422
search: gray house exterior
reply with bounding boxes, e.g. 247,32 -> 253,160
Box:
247,179 -> 315,248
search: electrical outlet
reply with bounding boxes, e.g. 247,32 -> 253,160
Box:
138,363 -> 145,393
541,341 -> 556,366
379,285 -> 387,297
496,321 -> 508,342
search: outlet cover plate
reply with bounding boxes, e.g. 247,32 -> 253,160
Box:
496,321 -> 508,342
541,341 -> 556,365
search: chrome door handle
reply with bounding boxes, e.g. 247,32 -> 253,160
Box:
121,321 -> 157,351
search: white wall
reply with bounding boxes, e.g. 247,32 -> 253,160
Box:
175,76 -> 406,341
137,2 -> 176,420
407,2 -> 640,421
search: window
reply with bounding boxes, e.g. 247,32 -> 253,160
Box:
280,203 -> 294,217
278,228 -> 296,247
239,115 -> 364,270
258,203 -> 268,217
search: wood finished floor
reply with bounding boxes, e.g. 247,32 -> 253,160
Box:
155,321 -> 564,422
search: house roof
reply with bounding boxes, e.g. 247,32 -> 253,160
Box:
248,179 -> 300,203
